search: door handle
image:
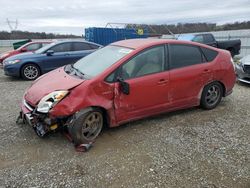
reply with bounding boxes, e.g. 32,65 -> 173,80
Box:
157,79 -> 168,84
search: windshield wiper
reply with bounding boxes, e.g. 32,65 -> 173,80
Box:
72,65 -> 85,76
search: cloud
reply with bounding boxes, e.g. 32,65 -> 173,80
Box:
0,0 -> 250,35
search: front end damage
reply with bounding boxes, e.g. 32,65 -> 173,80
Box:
19,99 -> 72,137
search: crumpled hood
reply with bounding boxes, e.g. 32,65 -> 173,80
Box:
24,67 -> 85,105
241,55 -> 250,65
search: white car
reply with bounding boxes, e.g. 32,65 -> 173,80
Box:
235,55 -> 250,84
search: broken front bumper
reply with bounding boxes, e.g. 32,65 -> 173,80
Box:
20,99 -> 65,137
235,64 -> 250,84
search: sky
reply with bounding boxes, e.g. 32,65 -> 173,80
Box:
0,0 -> 250,35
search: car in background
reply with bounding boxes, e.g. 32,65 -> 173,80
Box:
178,33 -> 241,57
0,41 -> 51,64
3,40 -> 102,80
20,39 -> 236,145
235,55 -> 250,84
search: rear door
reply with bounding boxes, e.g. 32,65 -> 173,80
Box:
112,45 -> 170,123
168,44 -> 214,108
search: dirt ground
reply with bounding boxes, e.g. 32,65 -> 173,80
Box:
0,67 -> 249,187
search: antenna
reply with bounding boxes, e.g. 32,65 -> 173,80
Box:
6,18 -> 18,31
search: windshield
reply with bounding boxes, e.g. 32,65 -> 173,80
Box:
177,35 -> 195,41
35,42 -> 56,53
73,45 -> 134,78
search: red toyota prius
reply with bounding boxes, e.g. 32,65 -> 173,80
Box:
20,39 -> 236,145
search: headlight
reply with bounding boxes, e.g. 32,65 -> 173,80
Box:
37,90 -> 68,113
6,59 -> 21,65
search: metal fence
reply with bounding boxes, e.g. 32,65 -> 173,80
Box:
209,29 -> 250,57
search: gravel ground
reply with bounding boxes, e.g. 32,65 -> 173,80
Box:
0,68 -> 249,188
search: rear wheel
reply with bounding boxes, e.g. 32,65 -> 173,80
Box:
68,109 -> 103,145
21,64 -> 41,80
200,82 -> 223,110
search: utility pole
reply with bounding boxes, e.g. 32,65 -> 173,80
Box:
6,18 -> 18,39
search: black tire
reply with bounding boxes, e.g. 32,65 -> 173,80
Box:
21,63 -> 41,80
68,109 -> 103,145
200,82 -> 223,110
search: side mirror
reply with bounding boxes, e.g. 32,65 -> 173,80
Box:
21,47 -> 27,52
46,50 -> 54,56
117,77 -> 130,95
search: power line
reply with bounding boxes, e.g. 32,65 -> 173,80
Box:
6,18 -> 18,31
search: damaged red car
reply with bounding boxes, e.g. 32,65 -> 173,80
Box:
20,39 -> 236,145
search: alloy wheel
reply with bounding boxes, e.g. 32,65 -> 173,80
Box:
81,111 -> 103,141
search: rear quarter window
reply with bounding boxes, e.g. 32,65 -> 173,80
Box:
201,47 -> 218,62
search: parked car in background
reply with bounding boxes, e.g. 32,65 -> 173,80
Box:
178,33 -> 241,57
0,41 -> 51,64
235,55 -> 250,84
20,39 -> 236,145
3,40 -> 102,80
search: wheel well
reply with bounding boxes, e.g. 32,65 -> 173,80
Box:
92,106 -> 110,129
217,81 -> 226,97
20,62 -> 41,77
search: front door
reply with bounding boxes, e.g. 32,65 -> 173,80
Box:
113,45 -> 170,123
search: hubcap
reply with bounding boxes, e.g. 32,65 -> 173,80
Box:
205,85 -> 220,106
82,112 -> 103,140
23,65 -> 38,79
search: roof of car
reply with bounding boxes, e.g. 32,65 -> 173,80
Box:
53,40 -> 102,46
112,38 -> 202,49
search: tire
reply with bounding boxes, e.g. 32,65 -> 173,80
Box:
21,63 -> 41,80
200,82 -> 223,110
68,109 -> 103,145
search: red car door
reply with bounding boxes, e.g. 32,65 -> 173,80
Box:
168,44 -> 214,108
113,45 -> 170,123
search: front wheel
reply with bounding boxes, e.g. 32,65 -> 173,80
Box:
200,82 -> 223,110
68,109 -> 103,145
21,64 -> 41,80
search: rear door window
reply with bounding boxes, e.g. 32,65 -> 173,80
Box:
88,43 -> 100,49
50,43 -> 72,52
26,43 -> 41,51
72,42 -> 92,51
169,44 -> 203,69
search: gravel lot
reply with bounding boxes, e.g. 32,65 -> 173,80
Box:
0,67 -> 249,188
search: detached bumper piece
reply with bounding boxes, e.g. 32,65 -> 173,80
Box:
19,110 -> 63,138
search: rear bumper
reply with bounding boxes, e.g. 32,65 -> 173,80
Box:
235,64 -> 250,84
